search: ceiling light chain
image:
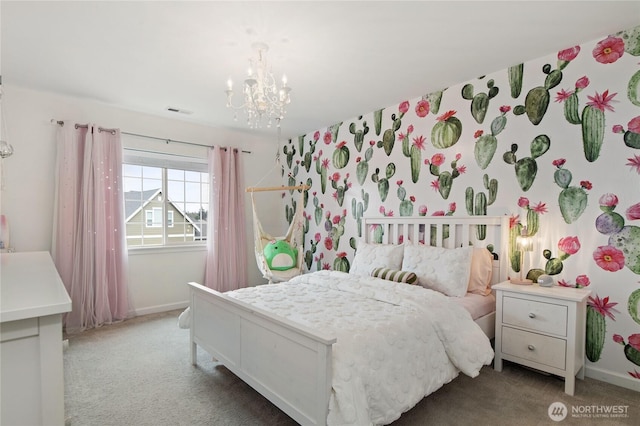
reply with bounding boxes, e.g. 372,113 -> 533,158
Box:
225,42 -> 292,129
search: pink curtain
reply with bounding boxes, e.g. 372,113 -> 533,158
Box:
52,124 -> 129,333
204,146 -> 248,291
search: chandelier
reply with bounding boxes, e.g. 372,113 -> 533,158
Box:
225,42 -> 292,129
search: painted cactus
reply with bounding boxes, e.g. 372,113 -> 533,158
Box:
396,180 -> 415,217
355,141 -> 375,185
613,116 -> 640,149
371,163 -> 396,202
304,233 -> 320,270
312,192 -> 323,225
401,125 -> 426,183
552,158 -> 592,224
594,194 -> 640,274
428,152 -> 464,200
333,252 -> 350,272
614,334 -> 640,367
465,174 -> 498,240
431,110 -> 462,149
543,236 -> 581,275
513,46 -> 579,125
349,118 -> 369,153
329,171 -> 351,207
285,198 -> 297,225
283,144 -> 296,168
423,90 -> 444,115
332,140 -> 350,169
474,106 -> 510,169
629,289 -> 640,328
503,135 -> 550,191
377,102 -> 408,156
508,215 -> 523,273
314,150 -> 329,194
508,63 -> 524,98
461,78 -> 499,124
629,70 -> 640,107
324,209 -> 347,251
558,76 -> 616,162
351,189 -> 369,238
586,295 -> 618,363
302,133 -> 319,172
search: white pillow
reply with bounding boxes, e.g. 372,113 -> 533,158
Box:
349,242 -> 404,277
402,244 -> 473,297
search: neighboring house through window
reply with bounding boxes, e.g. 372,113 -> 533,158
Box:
122,150 -> 208,248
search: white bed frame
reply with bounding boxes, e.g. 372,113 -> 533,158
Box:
188,215 -> 509,425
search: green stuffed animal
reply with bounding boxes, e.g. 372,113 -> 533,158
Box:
264,240 -> 298,271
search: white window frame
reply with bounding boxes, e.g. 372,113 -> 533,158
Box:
123,149 -> 208,251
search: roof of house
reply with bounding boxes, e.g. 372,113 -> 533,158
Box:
123,189 -> 202,235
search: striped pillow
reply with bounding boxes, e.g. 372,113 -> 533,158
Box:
370,267 -> 418,285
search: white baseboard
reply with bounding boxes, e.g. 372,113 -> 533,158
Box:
585,365 -> 640,392
130,301 -> 189,317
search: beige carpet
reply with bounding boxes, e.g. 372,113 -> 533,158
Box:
64,310 -> 639,426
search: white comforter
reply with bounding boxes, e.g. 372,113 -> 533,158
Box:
226,270 -> 494,425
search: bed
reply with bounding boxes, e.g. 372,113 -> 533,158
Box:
188,216 -> 509,425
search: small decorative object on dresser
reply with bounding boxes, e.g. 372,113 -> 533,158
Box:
493,281 -> 591,395
537,274 -> 554,287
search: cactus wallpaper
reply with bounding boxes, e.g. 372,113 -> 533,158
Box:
280,24 -> 640,387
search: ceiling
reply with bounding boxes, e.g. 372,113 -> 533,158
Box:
2,1 -> 639,141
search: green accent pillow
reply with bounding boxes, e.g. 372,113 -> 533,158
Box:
371,267 -> 418,285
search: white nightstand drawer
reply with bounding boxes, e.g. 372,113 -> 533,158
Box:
502,295 -> 567,336
502,326 -> 566,370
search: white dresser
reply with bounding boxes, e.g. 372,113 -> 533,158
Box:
1,251 -> 72,426
493,281 -> 591,395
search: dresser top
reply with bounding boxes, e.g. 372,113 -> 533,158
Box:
492,280 -> 591,302
1,251 -> 72,322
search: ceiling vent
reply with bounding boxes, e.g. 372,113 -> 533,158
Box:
166,107 -> 193,115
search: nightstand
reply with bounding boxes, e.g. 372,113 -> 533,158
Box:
493,281 -> 591,395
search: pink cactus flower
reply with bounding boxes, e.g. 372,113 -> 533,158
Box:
379,206 -> 386,214
332,215 -> 340,225
558,236 -> 581,255
586,90 -> 617,112
415,100 -> 430,117
555,89 -> 573,103
449,202 -> 456,213
324,237 -> 333,250
430,153 -> 445,167
436,110 -> 456,122
593,36 -> 625,64
336,141 -> 347,149
558,45 -> 580,61
575,275 -> 590,287
323,131 -> 332,145
410,196 -> 416,202
474,130 -> 484,138
399,101 -> 410,114
509,214 -> 520,229
314,232 -> 321,243
407,125 -> 414,134
518,197 -> 530,208
593,245 -> 625,272
627,154 -> 640,174
413,135 -> 426,150
575,76 -> 590,89
336,252 -> 347,258
396,180 -> 403,186
628,116 -> 640,134
599,193 -> 618,207
626,202 -> 640,220
552,158 -> 566,168
430,180 -> 440,191
532,202 -> 548,214
558,279 -> 572,288
587,295 -> 619,320
313,131 -> 320,141
418,205 -> 428,216
629,334 -> 640,351
499,105 -> 511,114
630,370 -> 640,380
612,124 -> 625,134
613,334 -> 624,344
580,180 -> 593,190
432,211 -> 445,216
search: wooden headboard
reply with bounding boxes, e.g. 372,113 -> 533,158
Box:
362,216 -> 510,285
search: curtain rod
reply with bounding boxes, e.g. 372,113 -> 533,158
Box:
51,120 -> 252,154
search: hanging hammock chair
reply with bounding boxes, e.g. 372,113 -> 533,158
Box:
248,185 -> 308,283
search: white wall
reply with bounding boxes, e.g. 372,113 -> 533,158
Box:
0,85 -> 288,315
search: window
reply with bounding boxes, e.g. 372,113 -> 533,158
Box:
122,151 -> 208,248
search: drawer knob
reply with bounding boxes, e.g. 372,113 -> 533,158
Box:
528,312 -> 536,318
528,344 -> 535,351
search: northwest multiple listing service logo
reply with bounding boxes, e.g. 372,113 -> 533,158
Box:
548,402 -> 630,422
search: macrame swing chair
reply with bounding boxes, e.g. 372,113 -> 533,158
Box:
246,184 -> 309,283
